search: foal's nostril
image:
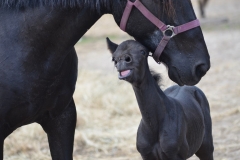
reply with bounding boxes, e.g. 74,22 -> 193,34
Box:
125,56 -> 132,63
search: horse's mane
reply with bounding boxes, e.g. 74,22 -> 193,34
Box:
0,0 -> 181,17
0,0 -> 109,11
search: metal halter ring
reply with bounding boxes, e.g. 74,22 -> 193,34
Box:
163,25 -> 176,38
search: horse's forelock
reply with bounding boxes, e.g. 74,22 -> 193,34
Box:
162,0 -> 176,19
162,0 -> 192,19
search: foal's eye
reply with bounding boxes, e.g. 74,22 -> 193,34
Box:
125,55 -> 131,62
112,57 -> 117,65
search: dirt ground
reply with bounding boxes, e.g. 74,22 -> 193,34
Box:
4,0 -> 240,159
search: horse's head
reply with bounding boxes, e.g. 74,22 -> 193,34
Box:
107,38 -> 149,84
111,0 -> 210,86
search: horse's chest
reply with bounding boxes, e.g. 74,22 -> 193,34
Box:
0,47 -> 77,129
0,67 -> 74,128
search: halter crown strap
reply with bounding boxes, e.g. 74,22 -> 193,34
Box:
120,0 -> 200,63
120,0 -> 167,31
120,1 -> 134,31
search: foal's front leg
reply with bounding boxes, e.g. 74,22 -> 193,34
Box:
38,99 -> 77,160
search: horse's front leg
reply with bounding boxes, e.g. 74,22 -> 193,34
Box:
38,99 -> 77,160
0,123 -> 15,160
0,137 -> 3,160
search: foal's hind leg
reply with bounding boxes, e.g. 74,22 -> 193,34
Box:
195,133 -> 214,160
38,99 -> 77,160
195,90 -> 214,160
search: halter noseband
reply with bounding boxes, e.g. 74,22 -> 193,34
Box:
120,0 -> 200,63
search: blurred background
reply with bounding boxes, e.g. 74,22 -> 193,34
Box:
4,0 -> 240,159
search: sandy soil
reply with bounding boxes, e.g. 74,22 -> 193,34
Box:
3,0 -> 240,159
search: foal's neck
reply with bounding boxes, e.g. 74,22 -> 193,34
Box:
132,69 -> 167,132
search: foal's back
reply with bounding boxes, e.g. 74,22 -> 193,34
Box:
164,85 -> 213,158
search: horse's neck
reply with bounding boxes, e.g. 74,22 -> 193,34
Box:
0,0 -> 118,55
0,5 -> 102,67
132,70 -> 167,131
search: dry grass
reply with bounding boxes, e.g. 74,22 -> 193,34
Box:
73,70 -> 141,159
3,0 -> 240,159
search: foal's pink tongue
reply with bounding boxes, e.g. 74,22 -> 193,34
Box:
121,70 -> 130,77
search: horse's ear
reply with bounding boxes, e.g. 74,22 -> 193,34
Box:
106,37 -> 118,54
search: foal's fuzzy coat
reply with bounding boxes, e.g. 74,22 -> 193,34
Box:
107,38 -> 214,160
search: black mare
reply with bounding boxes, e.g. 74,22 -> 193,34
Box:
0,0 -> 210,159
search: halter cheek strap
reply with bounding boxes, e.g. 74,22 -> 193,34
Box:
120,0 -> 200,63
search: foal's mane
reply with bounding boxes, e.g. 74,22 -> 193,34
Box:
150,70 -> 162,87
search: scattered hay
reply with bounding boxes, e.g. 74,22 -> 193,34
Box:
3,0 -> 240,159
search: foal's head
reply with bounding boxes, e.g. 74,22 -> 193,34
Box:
107,38 -> 149,84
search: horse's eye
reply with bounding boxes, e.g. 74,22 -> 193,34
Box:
140,50 -> 146,55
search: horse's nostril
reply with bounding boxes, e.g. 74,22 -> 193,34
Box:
125,56 -> 131,63
195,63 -> 209,78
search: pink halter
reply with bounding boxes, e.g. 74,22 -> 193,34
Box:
120,0 -> 200,63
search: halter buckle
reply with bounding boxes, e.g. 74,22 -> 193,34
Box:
163,25 -> 176,38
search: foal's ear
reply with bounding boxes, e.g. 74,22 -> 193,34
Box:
106,37 -> 118,54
